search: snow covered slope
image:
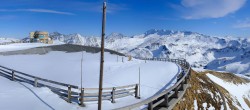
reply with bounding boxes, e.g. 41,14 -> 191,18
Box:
173,70 -> 250,110
46,30 -> 250,75
207,73 -> 250,110
0,76 -> 77,110
0,44 -> 180,109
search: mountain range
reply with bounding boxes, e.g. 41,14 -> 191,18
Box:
44,29 -> 250,75
2,29 -> 249,75
1,29 -> 250,109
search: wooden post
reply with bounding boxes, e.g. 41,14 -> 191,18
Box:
117,55 -> 118,62
11,71 -> 15,81
98,2 -> 106,110
145,60 -> 146,63
174,87 -> 178,98
139,67 -> 141,98
122,57 -> 124,62
68,86 -> 72,103
184,76 -> 188,84
128,56 -> 132,61
135,84 -> 140,99
111,87 -> 116,103
188,69 -> 191,78
180,81 -> 184,91
148,102 -> 153,110
34,78 -> 38,87
79,88 -> 85,106
164,94 -> 169,107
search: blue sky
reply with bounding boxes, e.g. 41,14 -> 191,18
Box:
1,0 -> 250,38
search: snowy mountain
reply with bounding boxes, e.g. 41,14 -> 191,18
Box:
47,29 -> 250,75
0,34 -> 250,110
0,37 -> 20,43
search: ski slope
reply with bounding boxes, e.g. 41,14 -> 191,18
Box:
0,44 -> 180,110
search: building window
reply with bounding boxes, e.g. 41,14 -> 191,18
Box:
39,35 -> 45,39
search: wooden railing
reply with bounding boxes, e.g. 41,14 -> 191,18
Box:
78,84 -> 140,106
116,57 -> 191,110
0,57 -> 191,109
0,65 -> 139,106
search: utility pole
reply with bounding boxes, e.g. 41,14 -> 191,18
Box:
98,2 -> 106,110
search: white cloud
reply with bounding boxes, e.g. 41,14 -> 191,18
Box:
233,18 -> 250,28
180,0 -> 246,19
0,9 -> 74,15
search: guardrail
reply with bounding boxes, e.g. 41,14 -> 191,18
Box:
117,57 -> 191,110
0,65 -> 139,106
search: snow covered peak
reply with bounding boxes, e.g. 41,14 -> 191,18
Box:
106,33 -> 126,39
144,29 -> 198,37
49,32 -> 63,37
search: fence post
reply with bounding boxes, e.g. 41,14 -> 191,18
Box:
180,81 -> 184,91
11,71 -> 15,81
111,87 -> 116,103
68,85 -> 72,103
184,76 -> 188,84
34,78 -> 38,87
174,87 -> 178,98
122,57 -> 124,62
79,88 -> 85,106
148,102 -> 153,110
135,84 -> 140,99
188,69 -> 191,78
164,93 -> 169,107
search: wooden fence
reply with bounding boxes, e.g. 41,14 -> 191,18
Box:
0,57 -> 191,109
78,84 -> 140,105
116,58 -> 191,110
0,65 -> 139,106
